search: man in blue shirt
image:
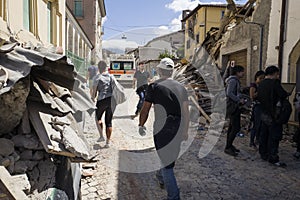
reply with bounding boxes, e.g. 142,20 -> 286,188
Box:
133,61 -> 150,116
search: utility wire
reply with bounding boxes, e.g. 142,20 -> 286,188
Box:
103,26 -> 166,36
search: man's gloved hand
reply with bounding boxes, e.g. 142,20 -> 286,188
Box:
139,126 -> 146,136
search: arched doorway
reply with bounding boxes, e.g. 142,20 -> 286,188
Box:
289,39 -> 300,121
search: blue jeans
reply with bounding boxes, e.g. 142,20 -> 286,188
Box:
156,167 -> 180,200
136,90 -> 145,111
250,104 -> 262,144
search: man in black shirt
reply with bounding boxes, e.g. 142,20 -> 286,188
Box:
139,58 -> 189,200
133,62 -> 151,116
257,65 -> 289,167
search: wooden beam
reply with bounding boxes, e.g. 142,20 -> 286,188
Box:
189,95 -> 211,122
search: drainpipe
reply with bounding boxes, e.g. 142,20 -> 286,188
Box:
243,18 -> 264,71
204,7 -> 207,38
278,0 -> 287,79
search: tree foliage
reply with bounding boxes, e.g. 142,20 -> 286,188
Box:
158,50 -> 176,59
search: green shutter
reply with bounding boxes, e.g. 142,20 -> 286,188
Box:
74,0 -> 83,17
23,0 -> 29,30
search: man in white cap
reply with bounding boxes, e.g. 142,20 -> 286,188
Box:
139,57 -> 189,200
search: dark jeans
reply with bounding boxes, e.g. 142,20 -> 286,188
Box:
259,121 -> 283,163
156,168 -> 180,200
136,85 -> 148,111
226,109 -> 241,149
250,104 -> 262,144
154,116 -> 181,200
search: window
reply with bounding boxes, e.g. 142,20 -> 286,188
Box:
0,0 -> 6,21
23,0 -> 38,36
47,2 -> 53,43
111,62 -> 121,70
74,0 -> 83,17
186,40 -> 190,49
123,63 -> 133,70
23,0 -> 31,30
221,10 -> 225,19
196,34 -> 200,44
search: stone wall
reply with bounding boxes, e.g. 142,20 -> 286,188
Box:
219,1 -> 272,83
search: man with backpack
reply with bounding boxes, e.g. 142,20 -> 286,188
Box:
257,65 -> 290,167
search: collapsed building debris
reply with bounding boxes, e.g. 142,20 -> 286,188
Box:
173,1 -> 258,129
0,40 -> 101,199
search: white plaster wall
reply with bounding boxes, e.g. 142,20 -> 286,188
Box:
37,1 -> 48,44
147,40 -> 172,51
6,0 -> 24,34
266,0 -> 300,82
139,47 -> 166,61
59,0 -> 66,50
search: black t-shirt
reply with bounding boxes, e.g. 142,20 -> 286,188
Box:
134,70 -> 150,89
145,78 -> 188,146
257,78 -> 288,116
145,78 -> 188,117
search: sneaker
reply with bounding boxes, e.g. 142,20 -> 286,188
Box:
272,161 -> 287,168
293,151 -> 300,159
236,132 -> 244,137
224,148 -> 238,156
104,143 -> 110,148
231,145 -> 240,153
97,137 -> 105,142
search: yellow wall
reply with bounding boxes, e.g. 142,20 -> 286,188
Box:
0,0 -> 65,50
184,6 -> 225,60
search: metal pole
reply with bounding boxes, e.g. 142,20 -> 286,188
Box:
259,24 -> 264,71
278,0 -> 287,79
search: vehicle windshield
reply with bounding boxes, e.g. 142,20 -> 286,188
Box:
110,62 -> 133,70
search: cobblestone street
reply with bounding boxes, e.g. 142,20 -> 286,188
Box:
81,89 -> 300,200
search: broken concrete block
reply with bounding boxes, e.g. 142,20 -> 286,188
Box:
14,160 -> 28,174
11,151 -> 20,162
0,157 -> 10,167
11,174 -> 31,193
7,156 -> 15,174
11,134 -> 41,150
0,138 -> 14,156
20,150 -> 33,160
32,151 -> 44,161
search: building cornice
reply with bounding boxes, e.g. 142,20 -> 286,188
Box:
181,4 -> 243,22
98,0 -> 106,17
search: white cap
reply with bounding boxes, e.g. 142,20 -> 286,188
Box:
156,57 -> 174,70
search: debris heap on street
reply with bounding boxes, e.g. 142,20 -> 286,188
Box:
0,39 -> 100,199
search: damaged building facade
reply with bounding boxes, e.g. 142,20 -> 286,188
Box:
183,0 -> 300,92
0,0 -> 106,199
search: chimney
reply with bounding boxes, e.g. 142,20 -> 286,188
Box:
181,10 -> 191,30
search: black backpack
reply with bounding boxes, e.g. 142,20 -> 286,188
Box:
275,98 -> 292,124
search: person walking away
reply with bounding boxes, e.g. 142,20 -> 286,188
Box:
257,65 -> 289,167
249,70 -> 265,148
133,61 -> 151,116
224,65 -> 245,156
91,61 -> 116,148
138,58 -> 189,200
87,60 -> 98,96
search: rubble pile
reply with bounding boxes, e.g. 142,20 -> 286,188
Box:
173,48 -> 252,130
0,136 -> 56,192
0,40 -> 100,199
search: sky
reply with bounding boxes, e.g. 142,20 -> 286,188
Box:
102,0 -> 247,53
